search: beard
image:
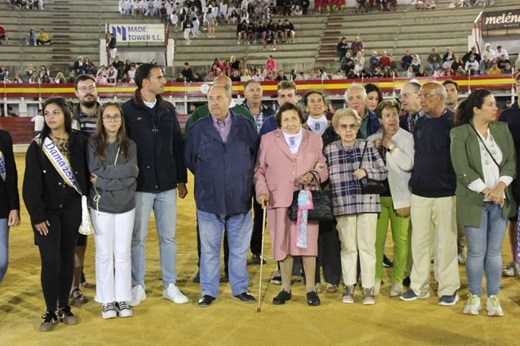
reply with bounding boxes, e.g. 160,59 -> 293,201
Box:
81,99 -> 97,108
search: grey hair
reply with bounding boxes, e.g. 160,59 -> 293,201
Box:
208,84 -> 232,98
344,84 -> 367,101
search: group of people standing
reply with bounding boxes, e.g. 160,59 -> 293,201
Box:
1,69 -> 518,332
2,64 -> 190,332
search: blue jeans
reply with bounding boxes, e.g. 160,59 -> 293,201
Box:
464,202 -> 507,297
131,189 -> 178,288
0,219 -> 8,283
197,210 -> 252,297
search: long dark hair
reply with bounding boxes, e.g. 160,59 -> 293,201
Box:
92,102 -> 131,162
453,89 -> 492,127
40,97 -> 73,141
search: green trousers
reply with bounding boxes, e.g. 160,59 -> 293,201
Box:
375,196 -> 410,284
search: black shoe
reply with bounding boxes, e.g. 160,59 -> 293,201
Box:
197,295 -> 216,307
403,276 -> 411,287
39,311 -> 58,332
273,290 -> 291,305
247,254 -> 267,265
57,305 -> 78,325
383,255 -> 393,268
270,271 -> 282,285
307,291 -> 321,306
233,292 -> 255,303
192,271 -> 200,283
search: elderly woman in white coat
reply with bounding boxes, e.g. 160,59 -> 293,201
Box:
367,99 -> 414,298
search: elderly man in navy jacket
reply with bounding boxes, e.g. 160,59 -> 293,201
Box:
185,84 -> 259,307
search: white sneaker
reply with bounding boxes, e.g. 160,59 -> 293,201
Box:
116,301 -> 133,318
463,293 -> 480,315
129,285 -> 146,306
101,303 -> 117,319
374,282 -> 381,296
163,283 -> 189,304
486,295 -> 504,317
389,283 -> 403,297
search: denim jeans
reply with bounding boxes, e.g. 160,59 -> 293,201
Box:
0,219 -> 8,283
132,189 -> 178,288
197,210 -> 252,297
464,202 -> 507,297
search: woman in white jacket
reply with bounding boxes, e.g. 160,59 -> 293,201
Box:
367,99 -> 414,298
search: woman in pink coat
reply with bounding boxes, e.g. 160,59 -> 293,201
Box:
254,103 -> 328,306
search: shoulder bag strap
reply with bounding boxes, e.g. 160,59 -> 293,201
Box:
468,123 -> 500,168
358,141 -> 368,170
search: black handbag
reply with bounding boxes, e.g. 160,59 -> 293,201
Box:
289,170 -> 334,222
359,141 -> 387,195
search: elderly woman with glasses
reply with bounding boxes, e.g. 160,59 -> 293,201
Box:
325,108 -> 387,305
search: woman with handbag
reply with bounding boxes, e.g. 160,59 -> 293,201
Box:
0,128 -> 21,284
302,90 -> 341,294
367,100 -> 414,298
450,89 -> 515,317
324,108 -> 387,305
87,103 -> 138,319
23,97 -> 89,332
254,102 -> 328,306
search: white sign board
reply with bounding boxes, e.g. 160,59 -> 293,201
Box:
109,24 -> 165,43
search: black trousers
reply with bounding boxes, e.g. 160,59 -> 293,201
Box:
34,200 -> 81,312
249,196 -> 264,256
315,220 -> 342,286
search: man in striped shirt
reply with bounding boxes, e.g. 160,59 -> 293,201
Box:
72,74 -> 100,136
70,74 -> 101,305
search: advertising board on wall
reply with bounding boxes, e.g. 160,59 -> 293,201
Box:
483,10 -> 520,32
109,24 -> 165,43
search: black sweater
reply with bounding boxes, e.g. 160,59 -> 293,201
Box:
0,130 -> 20,219
409,110 -> 456,198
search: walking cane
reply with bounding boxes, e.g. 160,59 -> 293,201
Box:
256,207 -> 267,313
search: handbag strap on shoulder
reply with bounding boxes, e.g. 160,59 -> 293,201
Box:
358,141 -> 368,169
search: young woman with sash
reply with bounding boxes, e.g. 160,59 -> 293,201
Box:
0,128 -> 21,284
87,103 -> 138,319
23,97 -> 89,332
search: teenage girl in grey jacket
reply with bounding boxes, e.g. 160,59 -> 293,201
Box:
87,102 -> 138,320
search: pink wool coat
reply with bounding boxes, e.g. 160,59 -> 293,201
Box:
254,129 -> 328,260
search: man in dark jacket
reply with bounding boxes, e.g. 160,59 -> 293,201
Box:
122,63 -> 189,306
184,84 -> 258,307
344,84 -> 381,139
242,80 -> 275,264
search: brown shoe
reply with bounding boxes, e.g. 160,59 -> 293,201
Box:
70,288 -> 88,304
326,283 -> 338,293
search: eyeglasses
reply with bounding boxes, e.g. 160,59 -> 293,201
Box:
103,115 -> 121,122
419,93 -> 438,99
337,124 -> 359,131
77,85 -> 96,92
399,92 -> 418,100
